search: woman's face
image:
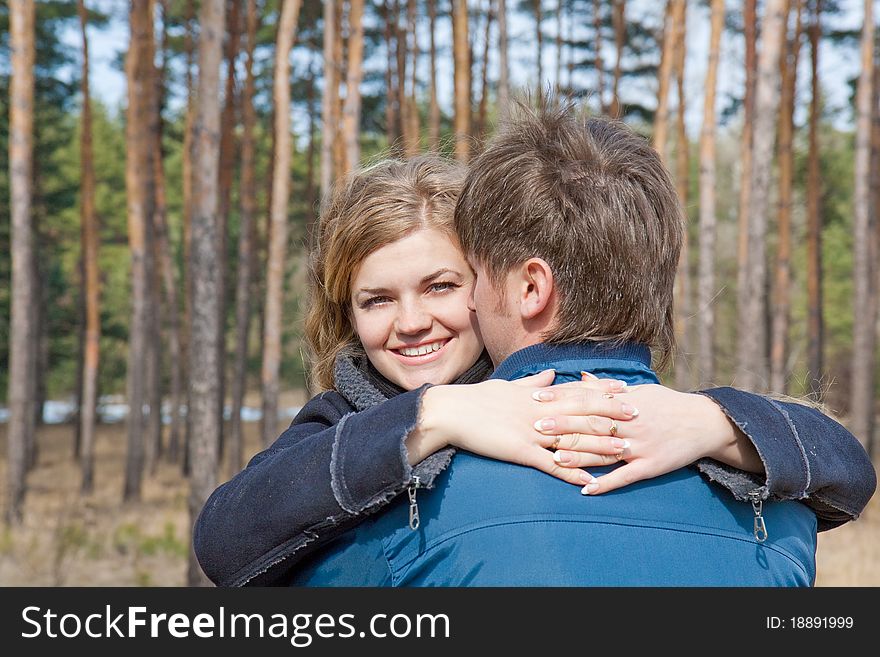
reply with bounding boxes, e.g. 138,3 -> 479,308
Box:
350,228 -> 484,390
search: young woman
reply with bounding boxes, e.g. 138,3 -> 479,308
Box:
194,155 -> 874,587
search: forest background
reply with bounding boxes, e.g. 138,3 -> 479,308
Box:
1,0 -> 879,586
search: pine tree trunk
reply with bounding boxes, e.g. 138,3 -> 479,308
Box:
77,0 -> 101,494
181,0 -> 196,475
187,0 -> 227,587
229,0 -> 259,477
320,0 -> 339,193
610,0 -> 625,118
697,0 -> 724,387
385,0 -> 399,149
593,0 -> 606,113
476,1 -> 494,141
405,0 -> 421,155
735,0 -> 789,391
672,0 -> 691,390
534,0 -> 543,89
124,0 -> 156,502
262,0 -> 303,447
6,0 -> 36,524
452,0 -> 471,161
497,0 -> 510,118
770,0 -> 802,394
805,1 -> 823,401
428,0 -> 441,148
555,0 -> 563,92
653,0 -> 676,166
850,0 -> 875,446
735,0 -> 757,363
343,0 -> 365,172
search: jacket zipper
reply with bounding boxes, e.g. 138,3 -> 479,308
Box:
749,489 -> 768,543
407,476 -> 421,530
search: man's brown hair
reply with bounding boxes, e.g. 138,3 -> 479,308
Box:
454,96 -> 683,367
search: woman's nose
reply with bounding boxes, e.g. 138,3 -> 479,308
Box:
395,301 -> 432,335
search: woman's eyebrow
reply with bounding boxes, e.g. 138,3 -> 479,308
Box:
355,286 -> 391,296
421,268 -> 461,284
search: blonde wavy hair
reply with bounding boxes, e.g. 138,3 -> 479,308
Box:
305,155 -> 467,391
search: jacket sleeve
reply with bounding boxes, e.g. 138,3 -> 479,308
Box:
193,386 -> 440,587
694,387 -> 877,532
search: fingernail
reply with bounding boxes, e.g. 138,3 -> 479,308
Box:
532,390 -> 554,401
534,418 -> 556,432
581,481 -> 600,495
611,438 -> 630,449
581,371 -> 599,380
610,380 -> 628,392
621,403 -> 639,417
553,450 -> 571,464
542,368 -> 556,375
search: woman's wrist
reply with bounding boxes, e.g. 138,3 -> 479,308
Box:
405,385 -> 458,466
696,394 -> 764,474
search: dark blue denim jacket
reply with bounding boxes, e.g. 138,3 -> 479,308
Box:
193,345 -> 876,586
289,342 -> 817,586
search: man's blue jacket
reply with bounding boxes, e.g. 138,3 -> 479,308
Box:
289,343 -> 818,586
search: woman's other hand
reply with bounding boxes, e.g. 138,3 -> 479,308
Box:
537,380 -> 765,495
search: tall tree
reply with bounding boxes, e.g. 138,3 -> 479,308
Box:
428,0 -> 441,148
497,0 -> 510,117
262,0 -> 303,446
180,0 -> 196,473
735,0 -> 789,391
187,0 -> 227,586
534,0 -> 543,89
610,0 -> 625,117
770,0 -> 803,394
405,0 -> 421,155
153,0 -> 184,466
672,0 -> 690,390
697,0 -> 724,386
452,0 -> 471,161
805,0 -> 823,400
124,0 -> 156,501
229,0 -> 260,476
476,0 -> 495,140
384,0 -> 400,148
850,0 -> 875,446
320,0 -> 339,192
216,0 -> 244,461
593,0 -> 607,113
6,0 -> 36,524
77,0 -> 100,494
343,0 -> 365,172
653,0 -> 677,165
735,0 -> 757,367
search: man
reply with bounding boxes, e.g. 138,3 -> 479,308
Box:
289,100 -> 866,586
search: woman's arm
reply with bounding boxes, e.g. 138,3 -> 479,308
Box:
538,382 -> 877,530
194,373 -> 631,586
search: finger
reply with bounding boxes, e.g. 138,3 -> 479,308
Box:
524,447 -> 595,487
553,449 -> 626,468
512,368 -> 556,388
549,378 -> 629,394
539,415 -> 634,440
536,386 -> 639,420
548,431 -> 626,455
580,462 -> 648,495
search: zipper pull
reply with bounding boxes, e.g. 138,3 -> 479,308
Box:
749,490 -> 768,543
407,476 -> 421,530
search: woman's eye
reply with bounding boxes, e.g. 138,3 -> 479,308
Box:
429,281 -> 458,293
360,296 -> 390,309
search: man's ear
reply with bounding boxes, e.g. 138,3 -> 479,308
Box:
517,258 -> 555,320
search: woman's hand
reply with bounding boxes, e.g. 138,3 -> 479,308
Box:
532,379 -> 765,494
409,369 -> 639,486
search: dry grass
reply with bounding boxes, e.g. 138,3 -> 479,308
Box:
0,416 -> 877,586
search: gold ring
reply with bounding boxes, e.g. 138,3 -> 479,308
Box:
549,436 -> 561,450
617,451 -> 625,461
602,392 -> 615,399
609,420 -> 618,437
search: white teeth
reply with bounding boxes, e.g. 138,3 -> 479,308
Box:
398,340 -> 446,357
